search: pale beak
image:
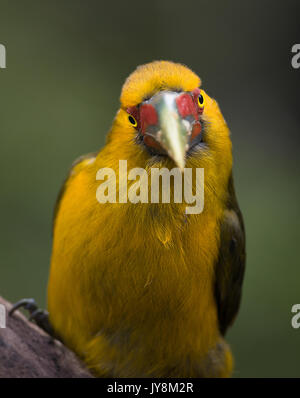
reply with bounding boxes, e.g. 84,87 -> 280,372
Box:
147,92 -> 189,171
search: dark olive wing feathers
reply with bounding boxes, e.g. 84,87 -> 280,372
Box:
215,174 -> 246,335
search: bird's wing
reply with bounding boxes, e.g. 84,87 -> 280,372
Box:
52,152 -> 98,230
215,173 -> 246,335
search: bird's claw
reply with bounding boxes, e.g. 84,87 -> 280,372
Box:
9,298 -> 38,315
9,298 -> 55,337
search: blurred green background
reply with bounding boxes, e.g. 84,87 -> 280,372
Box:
0,0 -> 299,377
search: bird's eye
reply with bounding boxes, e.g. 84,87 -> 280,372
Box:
128,115 -> 137,127
197,93 -> 205,108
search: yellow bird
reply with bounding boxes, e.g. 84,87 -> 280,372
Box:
46,61 -> 245,377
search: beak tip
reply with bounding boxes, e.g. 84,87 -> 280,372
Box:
174,158 -> 185,172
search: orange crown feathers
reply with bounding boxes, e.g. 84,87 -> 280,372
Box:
120,61 -> 201,108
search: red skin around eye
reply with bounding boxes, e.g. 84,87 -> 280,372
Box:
127,106 -> 139,123
176,90 -> 203,140
139,104 -> 158,134
127,104 -> 160,150
192,88 -> 204,115
192,88 -> 200,99
176,93 -> 198,120
126,106 -> 140,129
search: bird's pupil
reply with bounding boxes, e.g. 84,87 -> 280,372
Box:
199,95 -> 204,104
129,116 -> 136,125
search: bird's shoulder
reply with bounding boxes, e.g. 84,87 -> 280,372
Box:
52,152 -> 98,229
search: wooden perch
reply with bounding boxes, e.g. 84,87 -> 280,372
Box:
0,296 -> 93,378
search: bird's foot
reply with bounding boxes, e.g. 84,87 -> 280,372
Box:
9,298 -> 55,338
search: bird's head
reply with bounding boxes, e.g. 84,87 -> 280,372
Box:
108,61 -> 232,191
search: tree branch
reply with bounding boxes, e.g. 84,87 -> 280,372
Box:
0,296 -> 93,378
